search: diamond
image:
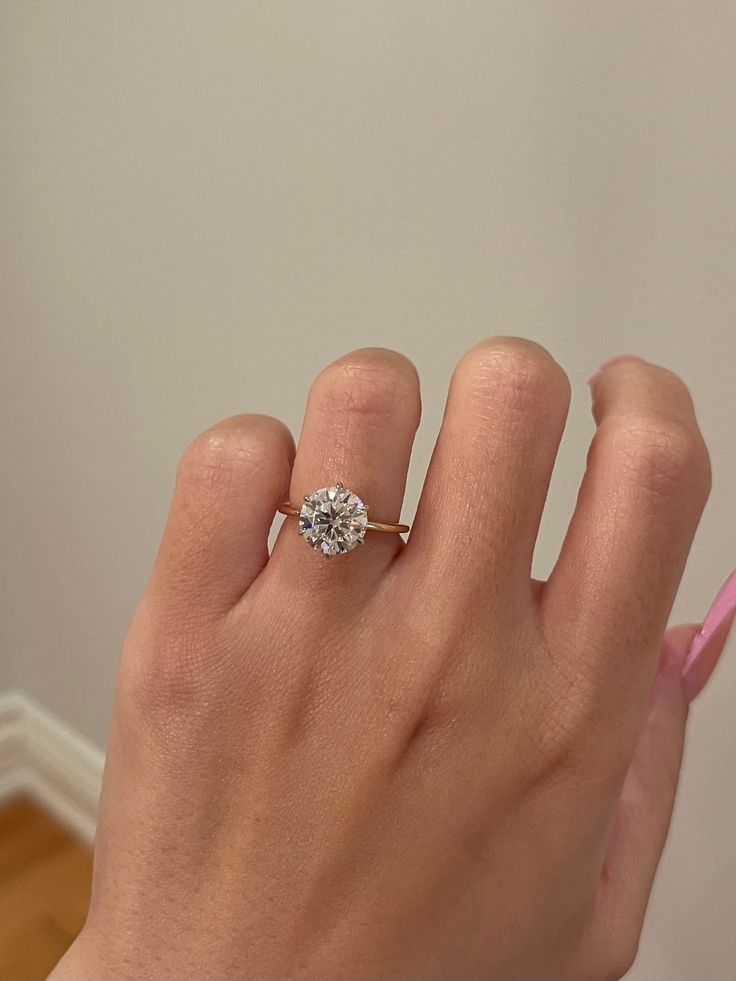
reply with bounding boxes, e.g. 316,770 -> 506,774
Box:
299,484 -> 368,556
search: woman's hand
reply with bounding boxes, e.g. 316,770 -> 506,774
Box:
52,339 -> 733,980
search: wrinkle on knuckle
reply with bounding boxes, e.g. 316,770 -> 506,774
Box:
522,655 -> 626,789
119,621 -> 235,739
599,413 -> 709,506
178,426 -> 274,495
313,355 -> 419,422
455,340 -> 569,424
523,697 -> 585,783
364,614 -> 467,745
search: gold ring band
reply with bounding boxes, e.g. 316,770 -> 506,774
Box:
278,503 -> 409,534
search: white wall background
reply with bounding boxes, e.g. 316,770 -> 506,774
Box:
1,3 -> 734,977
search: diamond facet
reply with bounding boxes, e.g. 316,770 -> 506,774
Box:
299,484 -> 368,556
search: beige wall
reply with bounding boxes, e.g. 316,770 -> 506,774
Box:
1,2 -> 734,976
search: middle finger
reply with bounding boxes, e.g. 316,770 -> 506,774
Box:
403,337 -> 570,610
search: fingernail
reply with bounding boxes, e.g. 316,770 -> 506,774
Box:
587,355 -> 644,388
682,570 -> 736,702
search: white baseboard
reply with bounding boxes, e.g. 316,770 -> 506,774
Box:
0,689 -> 105,844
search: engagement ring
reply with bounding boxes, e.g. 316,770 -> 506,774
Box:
278,483 -> 409,556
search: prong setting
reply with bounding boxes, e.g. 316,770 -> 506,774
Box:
298,484 -> 368,556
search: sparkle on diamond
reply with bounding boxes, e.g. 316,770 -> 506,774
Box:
299,485 -> 368,556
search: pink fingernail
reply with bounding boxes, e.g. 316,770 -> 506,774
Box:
682,570 -> 736,702
587,355 -> 644,388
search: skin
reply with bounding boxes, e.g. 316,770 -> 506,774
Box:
51,338 -> 723,980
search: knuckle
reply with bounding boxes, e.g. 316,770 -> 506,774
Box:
524,695 -> 591,783
178,416 -> 286,493
312,349 -> 419,421
522,662 -> 627,788
601,413 -> 710,503
371,611 -> 464,735
454,337 -> 570,417
119,617 -> 232,737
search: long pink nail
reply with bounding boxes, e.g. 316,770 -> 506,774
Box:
682,570 -> 736,702
586,355 -> 644,388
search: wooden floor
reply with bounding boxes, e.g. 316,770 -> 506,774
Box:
0,797 -> 92,980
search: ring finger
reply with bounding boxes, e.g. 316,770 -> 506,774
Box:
272,347 -> 421,584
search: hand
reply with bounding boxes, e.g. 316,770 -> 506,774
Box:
52,340 -> 731,980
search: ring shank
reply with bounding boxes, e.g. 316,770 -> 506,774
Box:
365,519 -> 411,533
277,503 -> 409,534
